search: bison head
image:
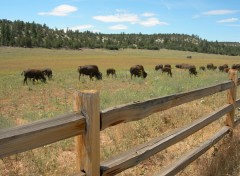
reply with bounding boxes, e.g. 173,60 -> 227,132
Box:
96,72 -> 102,80
143,71 -> 147,78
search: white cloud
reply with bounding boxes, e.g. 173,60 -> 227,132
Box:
67,24 -> 94,31
109,24 -> 128,30
142,12 -> 155,17
217,18 -> 239,23
93,11 -> 168,28
38,4 -> 77,16
93,13 -> 139,23
202,10 -> 237,16
139,18 -> 169,27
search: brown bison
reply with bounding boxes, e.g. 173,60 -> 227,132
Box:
218,64 -> 228,72
78,65 -> 102,80
232,64 -> 240,71
207,63 -> 214,70
106,68 -> 116,78
155,64 -> 163,71
164,64 -> 171,69
207,63 -> 217,70
41,68 -> 53,79
162,67 -> 172,77
189,65 -> 197,76
199,66 -> 206,71
130,65 -> 147,79
22,69 -> 46,85
176,63 -> 190,70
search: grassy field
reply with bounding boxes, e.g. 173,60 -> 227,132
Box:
1,47 -> 240,175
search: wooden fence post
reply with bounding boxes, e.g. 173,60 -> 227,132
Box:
74,90 -> 100,176
226,69 -> 238,128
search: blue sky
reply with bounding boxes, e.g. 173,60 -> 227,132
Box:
1,0 -> 240,42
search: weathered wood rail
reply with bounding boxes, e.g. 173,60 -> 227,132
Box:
0,69 -> 240,175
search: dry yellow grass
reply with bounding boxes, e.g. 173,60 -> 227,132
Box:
1,47 -> 240,73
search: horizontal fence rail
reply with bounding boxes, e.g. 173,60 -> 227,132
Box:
156,126 -> 231,176
101,81 -> 233,130
0,112 -> 85,158
100,103 -> 236,175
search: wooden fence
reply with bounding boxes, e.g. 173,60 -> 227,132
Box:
1,69 -> 240,175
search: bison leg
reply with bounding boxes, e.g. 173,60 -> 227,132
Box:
90,74 -> 94,80
23,77 -> 28,85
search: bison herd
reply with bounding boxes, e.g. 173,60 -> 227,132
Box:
21,62 -> 238,85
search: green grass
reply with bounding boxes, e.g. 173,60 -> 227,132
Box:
0,47 -> 240,175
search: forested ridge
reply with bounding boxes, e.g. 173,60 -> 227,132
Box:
1,19 -> 240,56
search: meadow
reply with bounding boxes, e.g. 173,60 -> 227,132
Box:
0,47 -> 240,175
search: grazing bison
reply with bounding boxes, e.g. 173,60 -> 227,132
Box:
162,67 -> 172,77
199,66 -> 206,71
106,68 -> 117,78
155,64 -> 163,71
189,65 -> 197,77
164,64 -> 171,69
175,64 -> 182,69
207,63 -> 217,71
218,65 -> 225,72
22,69 -> 46,85
232,64 -> 240,71
41,68 -> 53,79
218,64 -> 228,72
130,65 -> 147,79
207,63 -> 214,70
78,65 -> 102,80
176,63 -> 190,70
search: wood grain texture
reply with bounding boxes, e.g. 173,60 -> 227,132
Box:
155,126 -> 231,176
101,81 -> 233,130
100,104 -> 233,175
226,69 -> 238,127
77,90 -> 100,176
0,112 -> 85,158
74,91 -> 85,172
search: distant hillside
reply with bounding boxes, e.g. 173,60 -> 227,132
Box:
0,19 -> 240,56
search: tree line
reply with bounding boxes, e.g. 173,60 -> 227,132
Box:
1,19 -> 240,56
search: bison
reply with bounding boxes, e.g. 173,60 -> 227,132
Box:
162,67 -> 172,77
232,64 -> 240,71
189,65 -> 197,77
155,64 -> 163,71
199,66 -> 206,71
106,68 -> 117,78
130,65 -> 147,79
218,64 -> 228,72
78,65 -> 102,80
22,69 -> 46,85
164,64 -> 171,69
41,68 -> 53,79
207,63 -> 214,70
